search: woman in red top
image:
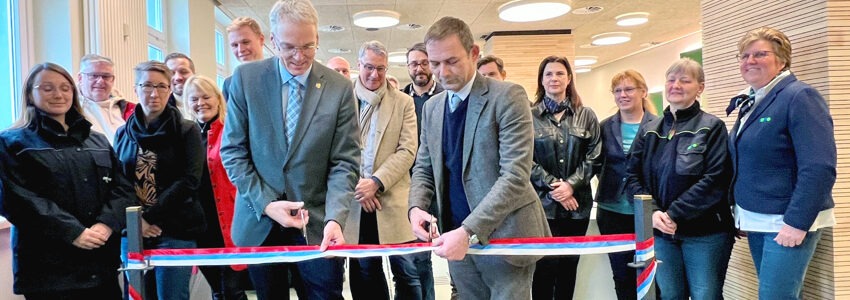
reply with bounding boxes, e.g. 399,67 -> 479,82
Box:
183,75 -> 247,300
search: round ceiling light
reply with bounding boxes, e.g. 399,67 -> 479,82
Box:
353,10 -> 401,28
616,12 -> 650,26
388,51 -> 407,64
591,32 -> 632,46
574,56 -> 597,66
498,0 -> 572,22
575,66 -> 592,74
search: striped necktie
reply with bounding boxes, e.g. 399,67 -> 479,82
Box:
286,78 -> 302,144
449,94 -> 461,112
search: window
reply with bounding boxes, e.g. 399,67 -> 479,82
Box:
148,44 -> 163,61
217,74 -> 225,90
215,29 -> 225,66
1,0 -> 23,129
146,0 -> 162,32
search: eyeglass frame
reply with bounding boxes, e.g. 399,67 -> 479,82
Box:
611,86 -> 641,96
360,62 -> 388,74
736,50 -> 774,62
33,83 -> 74,94
407,60 -> 430,70
137,83 -> 171,93
82,72 -> 115,82
276,41 -> 319,56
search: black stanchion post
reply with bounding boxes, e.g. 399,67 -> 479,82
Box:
629,194 -> 656,299
124,206 -> 146,300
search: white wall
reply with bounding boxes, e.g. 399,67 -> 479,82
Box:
576,31 -> 703,121
31,0 -> 85,72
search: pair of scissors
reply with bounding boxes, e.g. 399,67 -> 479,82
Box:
301,210 -> 308,245
428,216 -> 440,243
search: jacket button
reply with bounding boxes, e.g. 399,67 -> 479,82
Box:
559,140 -> 564,144
83,178 -> 88,182
76,148 -> 81,151
559,159 -> 564,163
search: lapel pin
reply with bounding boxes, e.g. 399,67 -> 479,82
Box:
102,176 -> 112,183
316,83 -> 322,89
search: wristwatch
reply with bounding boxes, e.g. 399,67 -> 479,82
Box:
462,225 -> 479,245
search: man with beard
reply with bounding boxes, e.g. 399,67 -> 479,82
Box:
402,42 -> 443,140
164,52 -> 195,119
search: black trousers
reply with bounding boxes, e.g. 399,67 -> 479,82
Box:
532,217 -> 590,300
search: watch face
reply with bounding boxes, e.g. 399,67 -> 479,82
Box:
469,234 -> 479,245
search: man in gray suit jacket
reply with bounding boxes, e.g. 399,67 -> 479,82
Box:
220,1 -> 359,299
408,17 -> 550,300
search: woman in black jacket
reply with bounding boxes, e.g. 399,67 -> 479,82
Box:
0,62 -> 135,299
114,61 -> 205,300
529,56 -> 601,300
625,58 -> 734,300
595,70 -> 656,300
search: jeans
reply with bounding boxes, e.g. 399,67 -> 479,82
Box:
144,235 -> 196,300
390,250 -> 435,300
654,231 -> 733,300
596,208 -> 637,300
532,218 -> 589,300
748,229 -> 822,300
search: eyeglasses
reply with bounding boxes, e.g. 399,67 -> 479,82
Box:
34,84 -> 73,94
361,63 -> 388,74
736,50 -> 774,62
82,72 -> 115,82
278,43 -> 318,56
407,60 -> 429,70
612,87 -> 639,95
138,83 -> 170,93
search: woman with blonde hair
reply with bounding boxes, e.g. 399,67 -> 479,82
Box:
0,62 -> 135,299
183,75 -> 248,300
595,69 -> 656,299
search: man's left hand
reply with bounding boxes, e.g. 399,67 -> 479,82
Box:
320,220 -> 346,251
433,227 -> 469,261
355,178 -> 382,212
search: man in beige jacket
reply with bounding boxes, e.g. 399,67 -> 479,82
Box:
343,40 -> 420,300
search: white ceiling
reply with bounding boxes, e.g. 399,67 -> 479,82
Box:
217,0 -> 702,82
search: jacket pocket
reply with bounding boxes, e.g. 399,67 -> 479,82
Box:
675,140 -> 706,175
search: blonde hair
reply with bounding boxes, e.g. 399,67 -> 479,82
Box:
183,75 -> 226,124
227,17 -> 264,37
665,58 -> 705,84
610,69 -> 657,115
737,26 -> 791,71
11,63 -> 82,129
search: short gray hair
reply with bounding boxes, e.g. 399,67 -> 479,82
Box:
665,58 -> 705,84
269,0 -> 318,29
80,54 -> 114,71
358,40 -> 388,61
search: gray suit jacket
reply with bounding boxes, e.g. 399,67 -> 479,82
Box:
221,57 -> 360,246
409,73 -> 550,266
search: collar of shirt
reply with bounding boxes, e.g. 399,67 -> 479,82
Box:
448,75 -> 475,103
408,79 -> 438,97
738,69 -> 792,103
278,58 -> 312,88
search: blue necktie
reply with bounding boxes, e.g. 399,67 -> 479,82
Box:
450,94 -> 461,112
286,79 -> 302,144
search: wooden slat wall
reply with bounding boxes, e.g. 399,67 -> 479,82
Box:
483,34 -> 574,100
86,0 -> 148,99
702,0 -> 848,298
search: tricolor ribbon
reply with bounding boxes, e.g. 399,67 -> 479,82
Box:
636,259 -> 657,299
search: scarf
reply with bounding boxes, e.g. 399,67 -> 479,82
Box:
544,96 -> 572,115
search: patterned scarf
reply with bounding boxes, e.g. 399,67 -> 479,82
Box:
544,96 -> 572,115
135,146 -> 158,207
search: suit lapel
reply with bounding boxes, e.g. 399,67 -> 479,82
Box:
735,74 -> 795,141
372,91 -> 395,165
611,113 -> 624,154
431,92 -> 447,177
463,75 -> 487,174
284,65 -> 325,165
266,58 -> 288,156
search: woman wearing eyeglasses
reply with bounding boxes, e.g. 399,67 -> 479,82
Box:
529,56 -> 601,300
594,70 -> 656,300
0,63 -> 136,299
729,27 -> 835,300
114,61 -> 206,300
625,58 -> 734,300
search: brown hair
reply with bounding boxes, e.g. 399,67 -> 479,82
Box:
11,63 -> 82,129
533,56 -> 581,109
610,69 -> 657,115
134,60 -> 173,84
164,52 -> 196,73
424,16 -> 474,54
476,55 -> 505,73
737,26 -> 791,71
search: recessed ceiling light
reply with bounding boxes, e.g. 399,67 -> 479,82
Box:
353,10 -> 401,28
591,32 -> 631,46
498,0 -> 572,23
574,56 -> 597,66
616,12 -> 650,26
572,6 -> 603,15
318,25 -> 346,32
575,66 -> 592,73
327,48 -> 352,54
388,51 -> 407,64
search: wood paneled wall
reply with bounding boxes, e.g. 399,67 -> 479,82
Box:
702,0 -> 849,298
483,33 -> 574,100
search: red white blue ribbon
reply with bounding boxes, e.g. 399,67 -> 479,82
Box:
636,259 -> 657,299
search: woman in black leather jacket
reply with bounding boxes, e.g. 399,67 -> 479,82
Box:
625,58 -> 734,300
0,63 -> 135,299
113,61 -> 205,300
529,55 -> 601,300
